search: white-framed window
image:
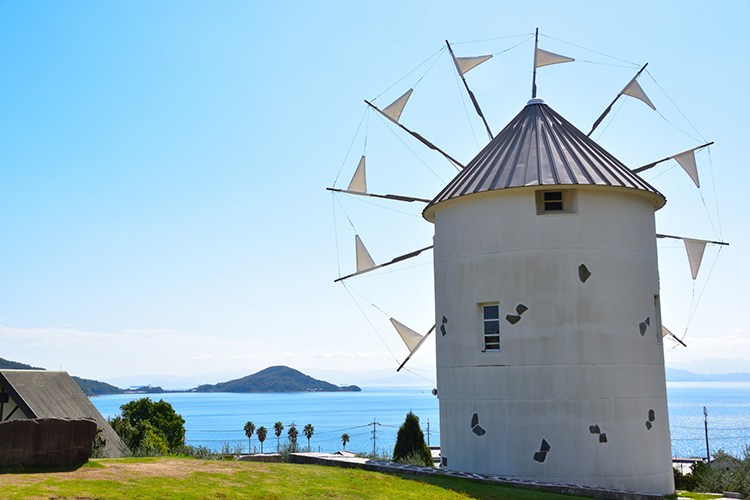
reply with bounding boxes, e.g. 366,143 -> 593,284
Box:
481,303 -> 501,352
535,189 -> 578,215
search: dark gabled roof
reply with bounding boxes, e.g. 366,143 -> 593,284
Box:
424,98 -> 665,220
0,370 -> 128,458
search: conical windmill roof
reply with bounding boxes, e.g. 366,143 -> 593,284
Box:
424,98 -> 665,221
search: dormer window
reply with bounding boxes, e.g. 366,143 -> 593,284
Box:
536,189 -> 578,215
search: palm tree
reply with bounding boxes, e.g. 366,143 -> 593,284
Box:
243,421 -> 255,453
341,433 -> 350,451
287,423 -> 298,445
303,424 -> 314,451
273,421 -> 284,451
256,426 -> 267,454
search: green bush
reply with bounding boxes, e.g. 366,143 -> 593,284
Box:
673,466 -> 699,491
176,444 -> 217,460
393,411 -> 433,468
693,447 -> 750,498
279,441 -> 301,462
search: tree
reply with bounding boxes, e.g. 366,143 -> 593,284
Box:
393,411 -> 432,467
256,426 -> 267,454
287,423 -> 298,445
274,421 -> 284,451
243,421 -> 255,453
303,424 -> 315,451
341,433 -> 350,451
111,397 -> 186,454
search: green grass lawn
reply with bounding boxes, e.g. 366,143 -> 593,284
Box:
0,457 -> 594,500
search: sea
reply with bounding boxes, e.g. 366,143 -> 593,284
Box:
91,382 -> 750,459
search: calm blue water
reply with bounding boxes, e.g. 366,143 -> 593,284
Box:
91,383 -> 750,458
92,387 -> 440,455
667,382 -> 750,458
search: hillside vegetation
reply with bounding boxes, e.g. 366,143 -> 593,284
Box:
194,366 -> 361,393
0,357 -> 123,396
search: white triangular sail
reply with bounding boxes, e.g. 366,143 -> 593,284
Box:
535,48 -> 574,68
455,54 -> 492,75
684,238 -> 708,279
673,149 -> 700,188
622,78 -> 656,110
661,325 -> 672,339
382,89 -> 413,123
355,235 -> 376,272
390,318 -> 424,352
347,156 -> 367,193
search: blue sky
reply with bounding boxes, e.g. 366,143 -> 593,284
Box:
0,1 -> 747,387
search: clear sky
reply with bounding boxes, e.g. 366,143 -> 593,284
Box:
0,1 -> 747,388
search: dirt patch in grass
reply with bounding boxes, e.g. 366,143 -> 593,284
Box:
1,458 -> 270,485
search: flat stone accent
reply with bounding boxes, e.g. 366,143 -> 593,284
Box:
237,453 -> 283,463
289,452 -> 668,500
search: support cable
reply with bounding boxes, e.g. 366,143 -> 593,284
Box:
452,32 -> 534,46
707,148 -> 724,241
453,62 -> 481,150
539,33 -> 640,66
593,98 -> 626,142
332,108 -> 369,187
340,282 -> 401,365
646,70 -> 708,144
372,46 -> 446,102
372,110 -> 450,179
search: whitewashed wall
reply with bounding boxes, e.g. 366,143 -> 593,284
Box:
428,186 -> 674,494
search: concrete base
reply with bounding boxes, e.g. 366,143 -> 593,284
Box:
289,452 -> 668,500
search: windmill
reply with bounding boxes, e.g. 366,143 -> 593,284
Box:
329,29 -> 726,495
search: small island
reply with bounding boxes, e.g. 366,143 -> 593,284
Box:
1,358 -> 360,395
194,366 -> 361,393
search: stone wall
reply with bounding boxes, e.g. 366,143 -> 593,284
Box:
0,418 -> 97,467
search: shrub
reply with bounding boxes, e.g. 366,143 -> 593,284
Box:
176,444 -> 217,460
393,411 -> 433,467
279,441 -> 301,462
694,447 -> 750,498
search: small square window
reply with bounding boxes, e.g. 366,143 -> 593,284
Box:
536,189 -> 578,215
543,191 -> 564,211
481,304 -> 501,352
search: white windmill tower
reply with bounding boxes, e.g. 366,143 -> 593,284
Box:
331,30 -> 725,496
423,96 -> 673,493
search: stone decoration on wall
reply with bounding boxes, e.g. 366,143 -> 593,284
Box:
533,438 -> 551,463
589,424 -> 608,443
578,264 -> 592,283
639,317 -> 651,336
470,413 -> 486,436
506,304 -> 528,325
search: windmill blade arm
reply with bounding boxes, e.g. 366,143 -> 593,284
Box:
662,325 -> 687,347
587,100 -> 616,137
633,142 -> 714,174
588,63 -> 649,137
326,187 -> 431,203
365,99 -> 465,170
656,233 -> 728,246
334,245 -> 434,283
397,325 -> 436,372
446,39 -> 493,140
